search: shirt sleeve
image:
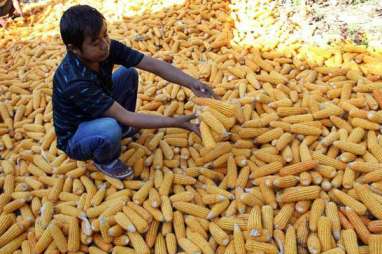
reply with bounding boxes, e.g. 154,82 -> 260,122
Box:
109,39 -> 144,68
64,81 -> 114,118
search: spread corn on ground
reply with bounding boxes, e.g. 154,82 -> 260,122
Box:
1,0 -> 382,253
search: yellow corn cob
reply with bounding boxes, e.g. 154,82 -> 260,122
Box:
344,207 -> 370,244
200,111 -> 228,136
48,223 -> 67,253
369,234 -> 382,254
255,127 -> 283,144
354,183 -> 382,219
331,189 -> 366,215
185,216 -> 207,239
284,225 -> 297,254
245,240 -> 278,254
272,175 -> 299,188
325,202 -> 341,240
308,198 -> 325,232
252,161 -> 283,178
209,222 -> 229,246
165,233 -> 177,254
226,154 -> 237,189
352,118 -> 380,130
333,141 -> 366,155
145,220 -> 160,248
358,169 -> 382,183
133,179 -> 153,204
0,233 -> 26,254
115,212 -> 136,232
233,224 -> 245,254
207,199 -> 230,219
313,152 -> 346,170
317,216 -> 334,251
160,195 -> 173,222
34,226 -> 52,254
154,233 -> 167,254
290,124 -> 321,136
173,211 -> 186,240
279,186 -> 321,203
192,97 -> 234,117
187,230 -> 214,254
274,204 -> 294,230
127,232 -> 150,254
342,229 -> 359,254
149,188 -> 161,208
122,206 -> 149,233
178,238 -> 201,254
307,233 -> 321,254
0,214 -> 15,236
279,160 -> 318,176
173,202 -> 209,219
159,171 -> 174,196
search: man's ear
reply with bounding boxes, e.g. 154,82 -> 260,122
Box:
67,44 -> 81,55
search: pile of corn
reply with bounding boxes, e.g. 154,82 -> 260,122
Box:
1,0 -> 382,253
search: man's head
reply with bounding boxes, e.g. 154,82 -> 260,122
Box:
60,5 -> 111,63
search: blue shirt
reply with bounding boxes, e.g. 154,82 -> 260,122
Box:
52,40 -> 144,151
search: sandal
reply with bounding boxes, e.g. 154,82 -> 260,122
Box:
94,159 -> 134,180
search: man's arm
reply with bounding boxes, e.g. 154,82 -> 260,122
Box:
12,0 -> 23,16
136,55 -> 215,98
103,101 -> 199,134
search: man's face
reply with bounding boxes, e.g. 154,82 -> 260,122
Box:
74,21 -> 111,63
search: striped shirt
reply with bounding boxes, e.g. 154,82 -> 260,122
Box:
52,40 -> 144,151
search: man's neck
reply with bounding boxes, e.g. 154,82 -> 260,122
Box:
81,58 -> 100,73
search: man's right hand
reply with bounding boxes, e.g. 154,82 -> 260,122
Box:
173,114 -> 200,137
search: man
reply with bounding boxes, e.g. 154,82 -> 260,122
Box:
53,5 -> 215,179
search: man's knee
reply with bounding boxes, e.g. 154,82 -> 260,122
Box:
98,117 -> 122,144
127,68 -> 138,88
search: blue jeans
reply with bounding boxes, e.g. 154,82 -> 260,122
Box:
66,67 -> 138,164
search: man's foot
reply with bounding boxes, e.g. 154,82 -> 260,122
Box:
122,127 -> 140,138
94,159 -> 134,179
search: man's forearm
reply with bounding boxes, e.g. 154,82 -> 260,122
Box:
104,101 -> 181,129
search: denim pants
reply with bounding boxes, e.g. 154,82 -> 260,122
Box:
65,67 -> 138,164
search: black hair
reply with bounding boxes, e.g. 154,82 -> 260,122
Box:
59,5 -> 105,50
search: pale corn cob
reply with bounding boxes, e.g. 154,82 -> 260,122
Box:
326,202 -> 341,240
279,186 -> 321,203
342,229 -> 359,254
187,230 -> 214,254
274,204 -> 294,230
34,226 -> 52,254
331,189 -> 367,215
0,233 -> 26,254
115,212 -> 136,232
122,206 -> 149,233
48,222 -> 67,253
165,233 -> 176,254
307,233 -> 321,254
309,198 -> 325,232
344,207 -> 370,244
209,222 -> 229,246
178,238 -> 201,254
127,232 -> 150,254
173,211 -> 186,241
354,183 -> 382,219
284,225 -> 297,254
369,234 -> 382,254
279,160 -> 318,176
245,240 -> 278,254
192,97 -> 234,117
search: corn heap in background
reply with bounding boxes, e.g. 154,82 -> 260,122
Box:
1,0 -> 382,253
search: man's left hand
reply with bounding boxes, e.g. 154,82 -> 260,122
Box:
191,80 -> 218,99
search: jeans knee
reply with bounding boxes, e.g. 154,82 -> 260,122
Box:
99,117 -> 122,144
127,68 -> 138,88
